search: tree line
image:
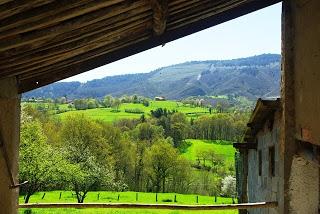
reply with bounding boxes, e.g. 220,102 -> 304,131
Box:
19,103 -> 247,203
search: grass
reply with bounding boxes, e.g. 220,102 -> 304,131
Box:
19,208 -> 237,214
19,191 -> 237,214
19,191 -> 234,205
58,101 -> 210,122
59,108 -> 142,122
182,139 -> 235,166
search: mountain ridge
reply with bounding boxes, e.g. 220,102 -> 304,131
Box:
23,54 -> 281,100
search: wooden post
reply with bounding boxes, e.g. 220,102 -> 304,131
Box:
156,193 -> 158,202
136,193 -> 138,201
97,193 -> 100,200
174,195 -> 177,203
59,192 -> 62,200
117,194 -> 120,201
196,196 -> 198,203
0,77 -> 21,214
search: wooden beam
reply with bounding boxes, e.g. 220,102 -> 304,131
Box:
0,0 -> 136,51
0,8 -> 152,71
0,0 -> 54,21
17,0 -> 281,93
151,0 -> 168,35
0,0 -> 124,40
18,29 -> 151,82
9,19 -> 152,77
19,202 -> 278,210
0,0 -> 95,33
0,1 -> 149,61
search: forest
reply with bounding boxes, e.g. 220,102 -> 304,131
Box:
19,95 -> 249,207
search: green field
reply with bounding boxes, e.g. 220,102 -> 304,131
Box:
57,101 -> 210,122
19,208 -> 237,214
19,191 -> 237,214
182,139 -> 235,166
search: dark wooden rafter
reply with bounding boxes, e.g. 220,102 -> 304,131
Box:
17,20 -> 153,80
0,0 -> 137,52
0,1 -> 150,61
0,0 -> 55,21
0,9 -> 153,74
150,0 -> 169,36
0,0 -> 281,93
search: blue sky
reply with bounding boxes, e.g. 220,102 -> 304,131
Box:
64,3 -> 281,82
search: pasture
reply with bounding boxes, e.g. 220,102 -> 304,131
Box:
58,101 -> 210,122
19,191 -> 237,214
182,139 -> 235,166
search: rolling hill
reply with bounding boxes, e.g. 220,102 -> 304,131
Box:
23,54 -> 280,100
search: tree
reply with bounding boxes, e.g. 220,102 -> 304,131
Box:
60,114 -> 117,203
19,120 -> 68,203
221,175 -> 236,197
144,140 -> 178,193
103,95 -> 113,108
111,98 -> 121,111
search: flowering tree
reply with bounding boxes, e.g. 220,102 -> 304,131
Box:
221,175 -> 236,197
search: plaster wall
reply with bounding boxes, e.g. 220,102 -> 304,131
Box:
247,111 -> 280,214
281,0 -> 320,213
0,77 -> 20,214
293,0 -> 320,145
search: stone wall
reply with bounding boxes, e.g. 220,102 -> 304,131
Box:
247,111 -> 280,214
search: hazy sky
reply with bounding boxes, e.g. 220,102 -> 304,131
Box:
64,3 -> 281,82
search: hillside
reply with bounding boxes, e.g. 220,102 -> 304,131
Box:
23,54 -> 280,100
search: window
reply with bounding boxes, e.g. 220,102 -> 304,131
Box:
258,150 -> 262,176
269,146 -> 275,177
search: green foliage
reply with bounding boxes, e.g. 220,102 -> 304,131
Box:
144,140 -> 179,192
19,120 -> 70,203
60,114 -> 118,203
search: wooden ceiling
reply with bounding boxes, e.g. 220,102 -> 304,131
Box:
0,0 -> 281,93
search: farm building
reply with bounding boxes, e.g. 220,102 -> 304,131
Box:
235,97 -> 320,214
234,98 -> 281,214
0,0 -> 320,213
154,96 -> 166,101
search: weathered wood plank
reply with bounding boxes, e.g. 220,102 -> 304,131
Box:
167,0 -> 245,29
18,202 -> 278,210
0,0 -> 95,33
0,1 -> 149,60
4,19 -> 152,76
151,0 -> 169,35
0,8 -> 151,69
0,0 -> 140,50
18,35 -> 150,92
0,0 -> 124,39
0,0 -> 54,21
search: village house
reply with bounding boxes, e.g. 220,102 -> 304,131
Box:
0,0 -> 319,213
154,96 -> 166,101
234,98 -> 319,214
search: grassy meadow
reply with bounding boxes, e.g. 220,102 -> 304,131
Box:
19,208 -> 237,214
19,191 -> 237,214
182,139 -> 235,166
57,101 -> 210,122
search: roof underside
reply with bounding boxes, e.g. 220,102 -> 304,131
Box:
0,0 -> 281,93
243,98 -> 280,143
